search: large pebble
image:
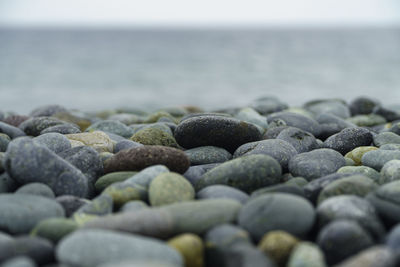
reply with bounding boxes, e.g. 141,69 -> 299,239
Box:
66,131 -> 114,153
19,117 -> 65,136
323,127 -> 373,155
276,127 -> 319,153
235,107 -> 268,129
56,229 -> 183,267
5,138 -> 89,197
349,97 -> 380,115
95,171 -> 137,192
131,127 -> 178,147
174,115 -> 262,153
0,121 -> 26,139
238,193 -> 315,241
287,242 -> 327,267
33,133 -> 71,153
15,183 -> 55,199
373,132 -> 400,146
304,99 -> 350,119
183,163 -> 220,185
86,120 -> 134,138
289,148 -> 346,181
380,160 -> 400,184
362,149 -> 400,171
196,154 -> 282,193
345,146 -> 378,166
335,246 -> 396,267
267,111 -> 321,137
185,146 -> 232,165
29,104 -> 68,117
168,233 -> 204,267
337,166 -> 380,183
196,185 -> 249,204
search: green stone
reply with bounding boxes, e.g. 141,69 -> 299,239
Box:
337,166 -> 380,183
102,182 -> 147,207
131,128 -> 178,147
95,172 -> 137,192
31,218 -> 78,243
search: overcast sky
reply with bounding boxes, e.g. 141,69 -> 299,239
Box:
1,0 -> 400,27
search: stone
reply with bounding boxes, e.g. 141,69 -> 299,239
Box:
305,99 -> 350,119
2,115 -> 29,127
196,185 -> 249,204
86,120 -> 134,138
0,121 -> 26,139
317,175 -> 377,204
267,111 -> 321,137
250,96 -> 289,115
0,133 -> 10,152
205,224 -> 251,249
122,165 -> 169,188
362,149 -> 400,171
323,127 -> 373,155
33,133 -> 71,153
145,111 -> 177,123
15,183 -> 55,198
373,105 -> 400,122
287,242 -> 327,267
40,123 -> 81,135
214,243 -> 275,267
56,195 -> 89,217
5,138 -> 89,197
317,220 -> 374,265
131,127 -> 178,147
54,111 -> 93,131
94,171 -> 137,192
19,117 -> 65,136
56,229 -> 183,267
316,195 -> 385,240
258,230 -> 299,267
66,131 -> 114,153
120,200 -> 148,213
196,154 -> 282,193
149,172 -> 195,206
1,256 -> 37,267
185,146 -> 232,165
114,140 -> 143,153
168,234 -> 204,267
285,177 -> 308,187
276,127 -> 319,153
381,143 -> 400,150
31,218 -> 78,243
233,139 -> 297,171
334,246 -> 396,267
29,105 -> 68,117
263,126 -> 289,139
75,194 -> 113,216
349,97 -> 380,116
183,163 -> 220,186
289,149 -> 346,181
344,146 -> 378,166
104,146 -> 190,174
373,132 -> 400,146
337,166 -> 380,183
0,194 -> 64,234
347,114 -> 386,127
174,115 -> 262,153
380,160 -> 400,184
102,182 -> 147,208
250,184 -> 305,199
386,224 -> 400,250
130,122 -> 174,136
238,193 -> 315,241
235,107 -> 268,129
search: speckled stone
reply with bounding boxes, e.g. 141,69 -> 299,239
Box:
344,146 -> 378,166
196,154 -> 282,193
185,146 -> 232,165
40,123 -> 81,135
323,127 -> 373,155
34,133 -> 72,153
337,166 -> 380,183
174,115 -> 262,153
380,160 -> 400,184
346,114 -> 386,127
276,126 -> 319,153
362,149 -> 400,171
131,128 -> 178,147
373,132 -> 400,146
86,120 -> 134,138
66,131 -> 114,153
75,194 -> 113,216
19,116 -> 65,136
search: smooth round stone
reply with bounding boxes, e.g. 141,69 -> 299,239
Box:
40,123 -> 81,135
95,171 -> 137,192
287,242 -> 327,267
285,177 -> 308,187
174,115 -> 262,153
337,166 -> 380,183
168,233 -> 204,267
131,128 -> 178,148
183,163 -> 220,186
373,132 -> 400,147
123,165 -> 170,188
0,194 -> 64,234
276,127 -> 319,153
19,117 -> 65,136
233,139 -> 297,171
145,111 -> 177,123
386,224 -> 400,250
323,127 -> 373,155
235,107 -> 268,129
316,195 -> 385,240
266,111 -> 321,137
114,140 -> 143,153
289,149 -> 346,181
214,243 -> 275,267
250,96 -> 288,115
149,172 -> 195,206
238,193 -> 315,241
104,131 -> 127,142
120,200 -> 148,213
104,146 -> 190,174
317,175 -> 377,205
316,113 -> 356,130
205,224 -> 251,250
5,138 -> 89,197
66,131 -> 114,153
185,146 -> 232,165
361,149 -> 400,171
263,125 -> 289,139
387,122 -> 400,135
335,245 -> 396,267
75,194 -> 113,216
2,115 -> 29,127
380,143 -> 400,150
0,121 -> 26,139
345,157 -> 356,166
349,97 -> 380,116
130,122 -> 174,136
0,133 -> 10,152
108,113 -> 144,125
56,229 -> 183,267
31,218 -> 78,243
196,185 -> 249,204
102,182 -> 146,208
196,154 -> 282,193
56,195 -> 89,217
1,256 -> 37,267
0,173 -> 18,193
373,105 -> 400,122
345,146 -> 378,166
86,120 -> 134,138
34,133 -> 72,154
30,104 -> 68,117
251,184 -> 305,199
15,183 -> 55,198
258,230 -> 299,267
380,160 -> 400,184
0,236 -> 54,265
316,220 -> 374,265
305,99 -> 350,119
347,114 -> 387,127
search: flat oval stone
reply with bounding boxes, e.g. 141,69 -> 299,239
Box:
380,160 -> 400,184
34,132 -> 72,153
267,111 -> 321,137
238,193 -> 315,241
86,120 -> 134,138
104,146 -> 190,174
289,148 -> 346,181
66,131 -> 114,153
196,185 -> 249,204
323,127 -> 373,155
174,116 -> 262,153
196,154 -> 282,193
337,166 -> 380,183
185,146 -> 232,165
362,149 -> 400,171
276,127 -> 319,153
95,171 -> 137,192
15,182 -> 55,199
0,194 -> 65,234
373,132 -> 400,147
0,121 -> 26,139
19,116 -> 65,136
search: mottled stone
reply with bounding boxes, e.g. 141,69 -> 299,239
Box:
323,127 -> 373,155
40,123 -> 81,135
373,132 -> 400,146
30,104 -> 68,117
267,111 -> 321,137
19,117 -> 65,136
344,146 -> 378,166
380,160 -> 400,184
130,127 -> 178,147
0,133 -> 10,152
235,107 -> 268,129
349,97 -> 380,116
276,127 -> 319,153
86,120 -> 134,138
168,234 -> 204,267
102,182 -> 147,207
362,149 -> 400,171
114,140 -> 143,153
120,200 -> 149,213
347,114 -> 386,127
75,194 -> 113,216
31,218 -> 78,243
66,131 -> 114,153
287,242 -> 327,267
2,115 -> 29,127
185,146 -> 232,165
250,96 -> 289,115
34,133 -> 71,153
0,121 -> 26,139
337,166 -> 380,183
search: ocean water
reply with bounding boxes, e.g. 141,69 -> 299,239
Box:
0,27 -> 399,114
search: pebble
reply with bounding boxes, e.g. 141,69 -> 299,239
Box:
267,111 -> 321,137
55,195 -> 89,217
123,165 -> 170,188
40,123 -> 81,135
373,132 -> 400,146
94,171 -> 137,192
174,115 -> 262,153
2,115 -> 29,127
287,242 -> 327,267
66,131 -> 114,153
1,256 -> 37,267
86,120 -> 134,138
337,166 -> 380,183
104,146 -> 190,174
31,218 -> 78,243
289,148 -> 346,181
34,133 -> 72,153
167,233 -> 204,267
0,133 -> 10,152
238,193 -> 315,241
196,185 -> 249,204
120,200 -> 149,213
0,121 -> 26,139
114,139 -> 143,153
19,117 -> 65,136
15,183 -> 55,199
130,127 -> 178,147
323,127 -> 373,155
381,143 -> 400,150
304,99 -> 350,119
183,163 -> 220,185
276,126 -> 319,153
344,146 -> 378,166
334,245 -> 396,267
184,146 -> 232,165
235,107 -> 268,130
196,154 -> 282,193
29,104 -> 68,117
349,97 -> 380,115
250,96 -> 288,115
361,149 -> 400,171
380,160 -> 400,184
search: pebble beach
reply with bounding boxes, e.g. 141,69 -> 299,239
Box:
1,96 -> 400,267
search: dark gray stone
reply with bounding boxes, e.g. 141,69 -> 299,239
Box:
0,122 -> 26,139
266,111 -> 321,137
185,146 -> 232,165
276,126 -> 319,153
0,173 -> 18,193
40,124 -> 81,135
323,127 -> 373,155
349,97 -> 380,116
56,195 -> 89,217
19,117 -> 65,136
183,163 -> 220,186
197,185 -> 249,204
373,106 -> 400,122
34,133 -> 71,154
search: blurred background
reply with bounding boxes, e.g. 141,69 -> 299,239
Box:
0,0 -> 399,113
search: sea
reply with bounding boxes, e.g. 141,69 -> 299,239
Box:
0,27 -> 399,114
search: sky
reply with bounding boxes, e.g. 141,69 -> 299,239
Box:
0,0 -> 400,27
